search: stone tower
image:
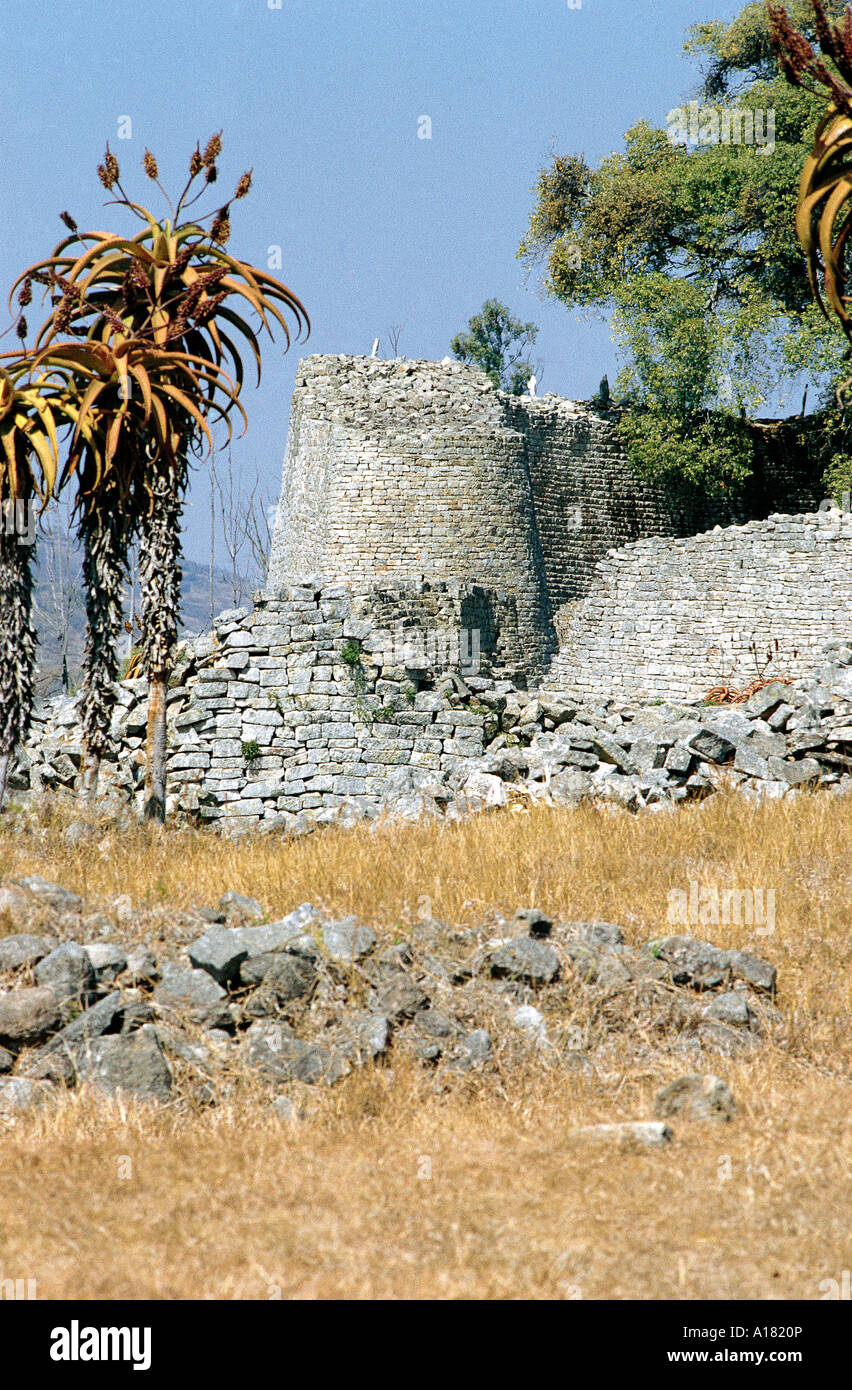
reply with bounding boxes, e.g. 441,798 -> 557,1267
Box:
268,355 -> 556,678
268,354 -> 824,683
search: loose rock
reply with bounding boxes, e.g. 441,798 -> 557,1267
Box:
75,1027 -> 173,1103
655,1074 -> 736,1124
34,942 -> 96,1004
571,1121 -> 674,1149
322,919 -> 376,963
0,1076 -> 49,1115
0,986 -> 62,1048
0,933 -> 55,974
154,962 -> 232,1030
489,938 -> 560,985
13,875 -> 82,915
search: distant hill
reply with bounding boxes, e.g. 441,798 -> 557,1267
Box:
31,546 -> 259,693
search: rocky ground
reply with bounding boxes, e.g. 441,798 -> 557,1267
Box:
0,790 -> 848,1299
0,874 -> 779,1141
425,638 -> 852,818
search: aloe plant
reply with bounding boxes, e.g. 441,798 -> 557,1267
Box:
0,357 -> 76,808
770,2 -> 852,391
10,135 -> 308,819
31,336 -> 239,800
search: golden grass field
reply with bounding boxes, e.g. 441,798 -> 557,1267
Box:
0,791 -> 850,1300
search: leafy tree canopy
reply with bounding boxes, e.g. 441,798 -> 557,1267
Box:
517,0 -> 851,491
451,299 -> 539,394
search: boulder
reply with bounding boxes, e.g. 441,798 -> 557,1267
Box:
239,952 -> 317,1001
460,772 -> 508,812
0,933 -> 55,974
322,919 -> 376,963
703,991 -> 752,1028
448,1029 -> 493,1071
489,938 -> 559,985
75,1027 -> 172,1103
190,904 -> 321,985
63,821 -> 98,848
124,946 -> 159,983
38,992 -> 125,1055
82,943 -> 128,984
0,986 -> 61,1048
654,1073 -> 736,1124
188,927 -> 248,986
0,1077 -> 49,1115
0,885 -> 36,927
34,942 -> 96,1004
767,756 -> 821,786
12,876 -> 82,915
219,891 -> 264,925
415,1009 -> 458,1038
689,730 -> 735,764
651,936 -> 730,990
569,921 -> 625,950
511,908 -> 552,939
154,962 -> 231,1029
512,1005 -> 547,1039
372,975 -> 428,1020
728,949 -> 776,994
333,1012 -> 390,1064
571,1121 -> 673,1148
243,1021 -> 346,1085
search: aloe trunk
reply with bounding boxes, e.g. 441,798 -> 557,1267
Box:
78,488 -> 129,804
144,674 -> 168,821
0,526 -> 36,812
139,459 -> 186,824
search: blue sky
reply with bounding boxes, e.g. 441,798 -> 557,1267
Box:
0,0 -> 744,564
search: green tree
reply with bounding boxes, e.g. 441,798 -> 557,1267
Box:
450,299 -> 539,394
517,0 -> 850,490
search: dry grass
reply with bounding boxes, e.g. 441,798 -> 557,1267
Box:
0,791 -> 851,1299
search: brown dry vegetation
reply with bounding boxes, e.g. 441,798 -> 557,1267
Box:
0,791 -> 850,1300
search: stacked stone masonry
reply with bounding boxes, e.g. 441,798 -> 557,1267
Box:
269,355 -> 823,680
546,512 -> 852,702
125,581 -> 498,826
18,356 -> 848,825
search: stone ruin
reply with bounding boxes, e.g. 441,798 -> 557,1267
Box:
12,353 -> 852,827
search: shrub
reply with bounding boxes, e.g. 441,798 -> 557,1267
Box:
341,639 -> 363,667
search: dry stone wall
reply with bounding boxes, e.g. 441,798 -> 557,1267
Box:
16,358 -> 842,826
17,581 -> 517,829
546,512 -> 852,702
510,405 -> 822,615
269,356 -> 823,682
164,580 -> 507,826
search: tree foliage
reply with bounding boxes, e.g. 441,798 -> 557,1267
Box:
517,0 -> 851,489
450,299 -> 539,394
0,356 -> 80,806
